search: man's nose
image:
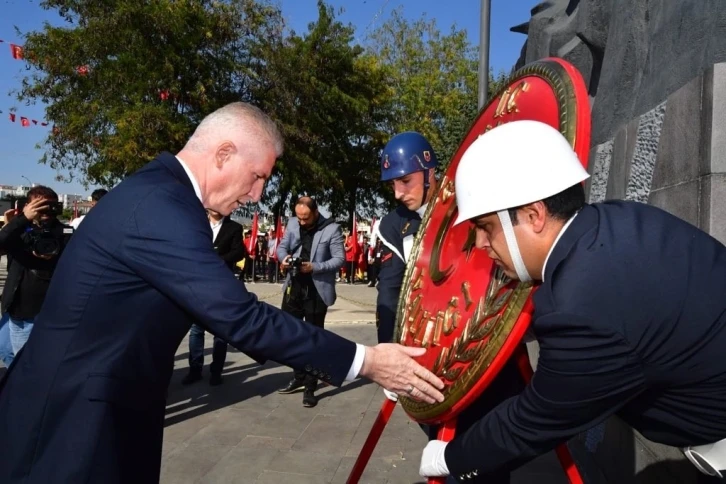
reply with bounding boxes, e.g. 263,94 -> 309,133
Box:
249,181 -> 265,202
475,230 -> 491,249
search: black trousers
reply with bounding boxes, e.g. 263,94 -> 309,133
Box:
281,282 -> 328,391
244,256 -> 254,279
267,260 -> 278,282
368,264 -> 380,284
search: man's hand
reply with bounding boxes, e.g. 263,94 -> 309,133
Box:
359,344 -> 444,404
23,198 -> 49,222
3,209 -> 15,224
280,255 -> 291,270
419,440 -> 450,477
300,261 -> 313,274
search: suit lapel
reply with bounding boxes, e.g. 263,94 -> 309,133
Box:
311,228 -> 322,260
543,205 -> 599,281
215,221 -> 230,247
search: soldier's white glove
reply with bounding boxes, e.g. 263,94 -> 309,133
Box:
383,389 -> 398,401
419,440 -> 450,477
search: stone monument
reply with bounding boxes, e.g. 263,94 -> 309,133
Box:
513,1 -> 726,482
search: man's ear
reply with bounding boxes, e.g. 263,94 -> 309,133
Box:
520,201 -> 547,234
215,141 -> 237,168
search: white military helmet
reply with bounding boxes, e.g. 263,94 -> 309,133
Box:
453,120 -> 590,282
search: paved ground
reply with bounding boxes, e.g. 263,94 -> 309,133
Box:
0,257 -> 568,483
163,323 -> 567,484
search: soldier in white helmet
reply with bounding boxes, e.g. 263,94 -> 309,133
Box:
419,120 -> 726,482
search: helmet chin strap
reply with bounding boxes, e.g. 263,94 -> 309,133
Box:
496,210 -> 532,283
420,169 -> 430,209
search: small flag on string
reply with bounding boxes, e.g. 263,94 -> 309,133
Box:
32,120 -> 38,125
160,89 -> 169,101
10,44 -> 23,60
76,65 -> 89,76
40,122 -> 48,126
9,113 -> 15,122
20,117 -> 30,127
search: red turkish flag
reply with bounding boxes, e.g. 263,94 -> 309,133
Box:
9,113 -> 15,122
20,117 -> 30,127
270,215 -> 283,260
159,90 -> 169,101
76,65 -> 89,76
247,211 -> 259,253
351,212 -> 360,260
10,44 -> 23,60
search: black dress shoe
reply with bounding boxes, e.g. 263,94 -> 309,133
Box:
209,373 -> 223,386
181,372 -> 202,385
278,379 -> 305,394
302,390 -> 317,408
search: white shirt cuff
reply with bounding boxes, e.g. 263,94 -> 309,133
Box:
345,344 -> 366,381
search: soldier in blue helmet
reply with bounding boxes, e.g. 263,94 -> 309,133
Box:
377,133 -> 524,484
375,131 -> 439,350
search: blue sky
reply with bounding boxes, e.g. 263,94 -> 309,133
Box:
0,0 -> 536,197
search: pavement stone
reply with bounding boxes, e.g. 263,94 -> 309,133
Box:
164,322 -> 569,484
0,257 -> 567,482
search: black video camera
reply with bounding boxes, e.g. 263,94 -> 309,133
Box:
288,256 -> 305,278
23,222 -> 74,257
16,198 -> 64,217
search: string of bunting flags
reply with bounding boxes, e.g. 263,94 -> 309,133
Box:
6,112 -> 49,127
1,39 -> 169,99
1,37 -> 170,128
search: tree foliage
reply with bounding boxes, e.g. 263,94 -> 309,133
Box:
18,0 -> 282,187
367,7 -> 507,170
17,1 -> 510,221
251,1 -> 391,220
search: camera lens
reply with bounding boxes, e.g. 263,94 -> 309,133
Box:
34,238 -> 60,256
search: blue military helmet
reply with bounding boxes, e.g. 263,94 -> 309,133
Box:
380,131 -> 438,182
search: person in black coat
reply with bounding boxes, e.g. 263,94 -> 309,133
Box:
182,211 -> 246,386
419,120 -> 726,482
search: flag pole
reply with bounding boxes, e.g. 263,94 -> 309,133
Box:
478,0 -> 491,110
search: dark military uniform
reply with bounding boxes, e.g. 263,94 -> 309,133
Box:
375,205 -> 423,344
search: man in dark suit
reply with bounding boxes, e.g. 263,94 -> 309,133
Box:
182,210 -> 246,386
0,102 -> 444,484
419,120 -> 726,481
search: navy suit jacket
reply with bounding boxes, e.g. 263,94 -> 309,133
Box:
0,152 -> 356,484
444,201 -> 726,479
375,204 -> 422,343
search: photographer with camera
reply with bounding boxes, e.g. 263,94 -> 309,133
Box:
277,197 -> 345,407
0,186 -> 71,355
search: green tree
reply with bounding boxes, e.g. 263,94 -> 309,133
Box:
367,7 -> 507,172
17,0 -> 283,187
251,1 -> 391,222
